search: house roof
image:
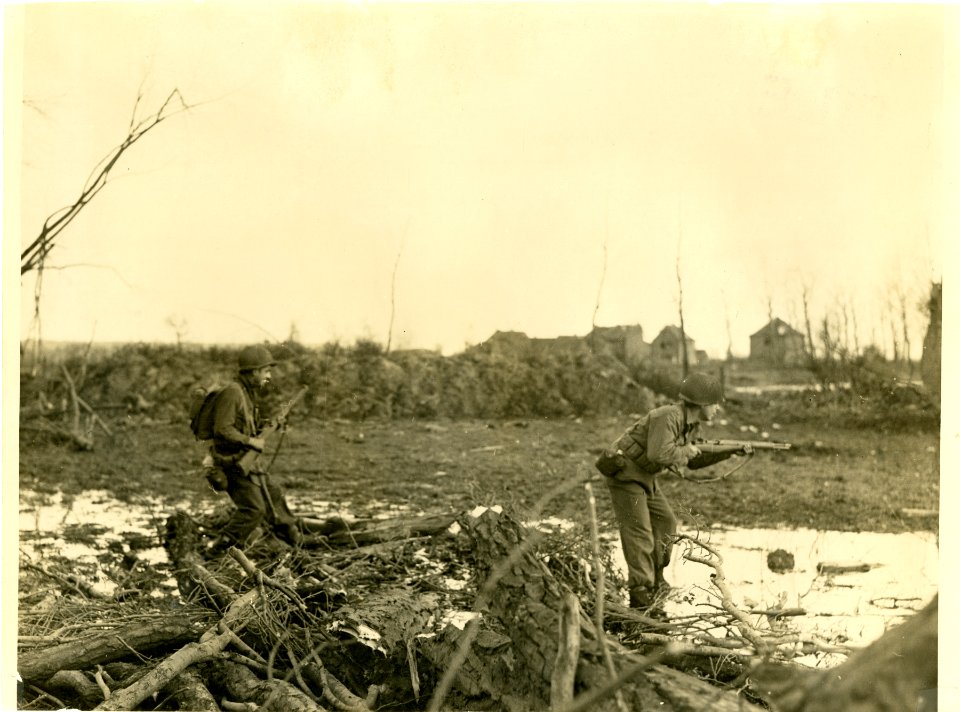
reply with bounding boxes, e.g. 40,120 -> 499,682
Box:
653,325 -> 695,343
750,318 -> 803,338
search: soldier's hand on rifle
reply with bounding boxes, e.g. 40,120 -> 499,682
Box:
248,436 -> 266,452
681,444 -> 701,459
740,444 -> 754,455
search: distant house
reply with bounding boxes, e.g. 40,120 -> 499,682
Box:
651,326 -> 699,365
588,325 -> 650,365
749,318 -> 806,366
478,330 -> 532,357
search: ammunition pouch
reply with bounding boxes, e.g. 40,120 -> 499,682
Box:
595,449 -> 627,477
613,433 -> 662,475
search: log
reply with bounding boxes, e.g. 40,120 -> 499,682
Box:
206,658 -> 327,712
94,589 -> 262,711
751,595 -> 938,712
325,513 -> 457,547
40,670 -> 104,709
816,562 -> 873,575
18,616 -> 201,684
449,509 -> 765,712
160,667 -> 220,711
420,623 -> 532,712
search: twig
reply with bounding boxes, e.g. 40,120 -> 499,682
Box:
286,650 -> 324,706
550,591 -> 581,708
553,646 -> 677,712
94,666 -> 111,701
678,535 -> 770,653
218,621 -> 266,663
27,685 -> 66,710
76,395 -> 114,435
227,547 -> 306,612
585,482 -> 628,712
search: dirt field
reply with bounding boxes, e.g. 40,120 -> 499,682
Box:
19,406 -> 939,535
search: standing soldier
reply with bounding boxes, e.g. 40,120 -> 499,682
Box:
596,372 -> 746,612
207,345 -> 302,553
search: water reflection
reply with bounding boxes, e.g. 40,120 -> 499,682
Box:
19,488 -> 937,664
610,526 -> 938,662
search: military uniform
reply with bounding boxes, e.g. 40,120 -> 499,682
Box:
600,374 -> 732,608
210,375 -> 300,548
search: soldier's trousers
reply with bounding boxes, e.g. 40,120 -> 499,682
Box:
605,477 -> 677,595
222,469 -> 299,546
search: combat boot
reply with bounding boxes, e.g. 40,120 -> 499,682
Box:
629,585 -> 669,622
276,521 -> 303,547
629,585 -> 656,609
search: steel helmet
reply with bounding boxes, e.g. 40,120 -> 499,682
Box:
679,373 -> 723,406
238,345 -> 276,372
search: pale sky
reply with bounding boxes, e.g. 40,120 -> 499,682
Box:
7,2 -> 957,358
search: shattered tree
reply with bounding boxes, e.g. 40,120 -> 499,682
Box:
17,507 -> 936,711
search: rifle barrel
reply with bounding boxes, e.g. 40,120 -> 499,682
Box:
698,439 -> 791,451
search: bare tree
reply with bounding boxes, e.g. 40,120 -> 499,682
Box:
840,300 -> 852,356
591,235 -> 608,334
721,289 -> 734,362
386,221 -> 409,354
676,252 -> 689,377
166,314 -> 189,351
895,286 -> 913,376
21,89 -> 192,276
21,88 -> 193,371
800,279 -> 816,361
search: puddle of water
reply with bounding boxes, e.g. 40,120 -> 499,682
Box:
19,489 -> 937,668
19,489 -> 210,598
608,526 -> 938,664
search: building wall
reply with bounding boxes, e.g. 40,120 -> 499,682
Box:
750,333 -> 806,366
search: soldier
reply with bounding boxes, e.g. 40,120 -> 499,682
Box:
596,372 -> 746,611
207,345 -> 302,553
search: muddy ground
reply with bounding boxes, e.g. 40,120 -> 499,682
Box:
19,405 -> 939,536
15,398 -> 941,710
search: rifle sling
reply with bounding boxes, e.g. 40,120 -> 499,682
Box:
683,451 -> 753,483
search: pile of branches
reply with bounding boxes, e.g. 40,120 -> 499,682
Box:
18,491 -> 937,712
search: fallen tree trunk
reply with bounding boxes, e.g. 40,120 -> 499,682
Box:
94,589 -> 262,710
206,658 -> 327,712
40,670 -> 105,709
426,508 -> 765,711
751,595 -> 938,712
18,616 -> 201,685
160,667 -> 220,711
323,513 -> 457,547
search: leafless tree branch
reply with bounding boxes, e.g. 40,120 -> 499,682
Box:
21,88 -> 192,276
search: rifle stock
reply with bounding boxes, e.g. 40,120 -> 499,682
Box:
237,386 -> 309,474
695,438 -> 791,454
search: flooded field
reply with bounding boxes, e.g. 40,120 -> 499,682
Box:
19,488 -> 937,669
630,526 -> 938,664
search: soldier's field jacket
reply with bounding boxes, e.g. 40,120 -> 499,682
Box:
211,381 -> 263,459
609,402 -> 727,492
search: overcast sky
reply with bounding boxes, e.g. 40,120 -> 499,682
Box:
9,2 -> 957,358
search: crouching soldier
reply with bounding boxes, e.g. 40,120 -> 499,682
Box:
207,345 -> 302,553
595,373 -> 742,612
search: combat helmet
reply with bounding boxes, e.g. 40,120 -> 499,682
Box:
238,345 -> 276,372
678,373 -> 723,406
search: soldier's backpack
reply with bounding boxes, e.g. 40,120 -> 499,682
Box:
188,384 -> 225,441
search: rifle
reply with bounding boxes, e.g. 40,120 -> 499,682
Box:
694,439 -> 792,455
237,386 -> 309,474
